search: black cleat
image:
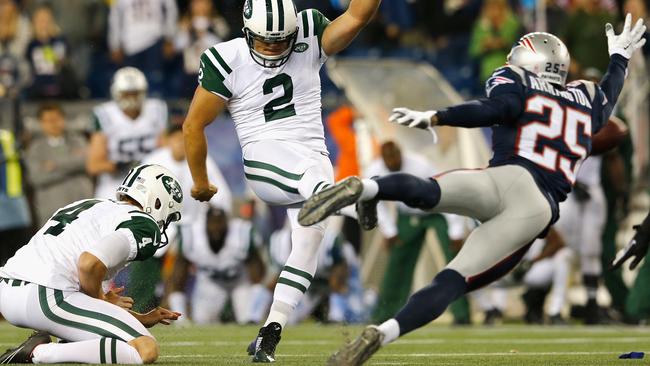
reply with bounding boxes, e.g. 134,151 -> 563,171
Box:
251,322 -> 282,363
327,326 -> 383,366
0,331 -> 51,364
299,177 -> 363,227
356,197 -> 377,231
548,314 -> 567,325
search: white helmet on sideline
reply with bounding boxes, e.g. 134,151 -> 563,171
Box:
243,0 -> 299,68
116,164 -> 183,245
110,66 -> 148,112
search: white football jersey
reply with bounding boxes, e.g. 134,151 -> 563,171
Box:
0,199 -> 161,291
93,99 -> 167,199
199,9 -> 330,153
183,218 -> 258,280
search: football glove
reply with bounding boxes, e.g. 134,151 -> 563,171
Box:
606,13 -> 647,59
389,108 -> 436,129
611,220 -> 650,270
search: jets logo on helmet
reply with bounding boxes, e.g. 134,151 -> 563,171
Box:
243,0 -> 299,68
161,175 -> 183,204
117,164 -> 183,247
507,32 -> 570,86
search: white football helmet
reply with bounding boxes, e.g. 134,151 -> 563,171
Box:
110,66 -> 148,112
243,0 -> 299,68
116,164 -> 183,245
507,32 -> 570,86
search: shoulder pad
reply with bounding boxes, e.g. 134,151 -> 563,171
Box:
567,79 -> 597,101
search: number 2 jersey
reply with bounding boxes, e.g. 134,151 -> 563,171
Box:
0,199 -> 161,291
198,9 -> 330,154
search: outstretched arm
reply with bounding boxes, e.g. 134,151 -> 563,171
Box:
321,0 -> 382,56
183,86 -> 227,201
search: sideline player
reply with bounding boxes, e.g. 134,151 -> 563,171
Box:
298,15 -> 646,365
0,164 -> 182,364
87,67 -> 168,199
611,211 -> 650,270
182,0 -> 381,362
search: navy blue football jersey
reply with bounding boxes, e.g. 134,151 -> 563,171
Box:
486,65 -> 609,207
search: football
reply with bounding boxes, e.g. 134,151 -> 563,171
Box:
591,116 -> 628,155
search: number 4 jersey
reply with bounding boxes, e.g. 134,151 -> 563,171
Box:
0,199 -> 161,291
486,65 -> 609,213
199,9 -> 330,154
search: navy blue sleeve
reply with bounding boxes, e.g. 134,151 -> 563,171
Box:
599,54 -> 629,121
436,66 -> 525,127
436,95 -> 524,127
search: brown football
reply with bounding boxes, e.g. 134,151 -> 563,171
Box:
591,116 -> 628,155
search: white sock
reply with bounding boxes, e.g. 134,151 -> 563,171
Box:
360,179 -> 379,201
264,300 -> 292,327
377,318 -> 400,345
32,338 -> 143,364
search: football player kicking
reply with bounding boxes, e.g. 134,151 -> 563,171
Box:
298,14 -> 646,365
0,164 -> 182,364
182,0 -> 381,362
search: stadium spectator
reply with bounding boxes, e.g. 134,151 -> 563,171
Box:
25,103 -> 92,227
563,0 -> 617,75
25,5 -> 79,99
469,0 -> 522,84
108,0 -> 178,96
171,0 -> 230,98
0,128 -> 31,267
0,0 -> 31,99
366,141 -> 470,325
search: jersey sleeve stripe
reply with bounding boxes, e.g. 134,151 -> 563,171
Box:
301,11 -> 309,38
277,0 -> 284,31
204,53 -> 226,81
209,47 -> 232,74
265,0 -> 273,31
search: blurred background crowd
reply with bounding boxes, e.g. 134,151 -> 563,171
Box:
1,0 -> 650,327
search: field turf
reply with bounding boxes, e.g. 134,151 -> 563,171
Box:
1,322 -> 649,365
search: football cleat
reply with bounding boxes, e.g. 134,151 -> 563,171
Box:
327,326 -> 383,366
298,177 -> 363,227
356,197 -> 378,231
251,322 -> 282,363
0,331 -> 51,364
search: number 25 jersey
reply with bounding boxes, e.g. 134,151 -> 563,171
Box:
199,9 -> 330,154
487,65 -> 609,210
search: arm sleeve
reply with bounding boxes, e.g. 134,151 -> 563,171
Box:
115,213 -> 162,261
199,50 -> 233,100
598,54 -> 629,121
436,66 -> 525,127
86,231 -> 132,268
311,9 -> 330,59
436,95 -> 524,128
163,0 -> 178,40
107,2 -> 121,51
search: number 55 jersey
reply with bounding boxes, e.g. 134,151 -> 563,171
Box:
199,9 -> 330,154
0,199 -> 161,291
486,65 -> 609,217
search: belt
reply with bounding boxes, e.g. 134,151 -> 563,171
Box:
0,277 -> 30,286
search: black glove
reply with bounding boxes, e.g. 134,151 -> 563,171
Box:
611,218 -> 650,270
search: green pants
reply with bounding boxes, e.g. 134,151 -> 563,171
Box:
372,213 -> 470,323
126,257 -> 162,313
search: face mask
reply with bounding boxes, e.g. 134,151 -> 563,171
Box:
192,16 -> 210,32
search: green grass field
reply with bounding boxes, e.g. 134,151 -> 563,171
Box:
1,322 -> 649,365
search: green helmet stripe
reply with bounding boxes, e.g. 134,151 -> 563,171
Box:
265,0 -> 273,32
277,0 -> 284,31
126,164 -> 152,187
